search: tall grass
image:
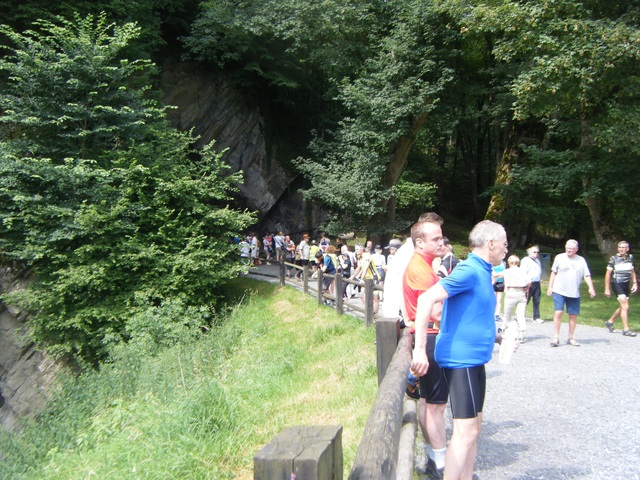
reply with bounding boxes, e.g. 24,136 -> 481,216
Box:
0,279 -> 378,479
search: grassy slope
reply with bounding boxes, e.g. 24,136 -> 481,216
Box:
0,279 -> 378,479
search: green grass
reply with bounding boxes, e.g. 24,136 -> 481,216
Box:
0,279 -> 378,479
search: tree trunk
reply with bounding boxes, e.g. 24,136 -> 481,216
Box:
579,113 -> 617,257
379,111 -> 430,241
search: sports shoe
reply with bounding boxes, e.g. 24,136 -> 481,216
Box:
605,321 -> 615,333
534,318 -> 544,324
622,329 -> 637,337
567,338 -> 580,347
550,338 -> 560,347
425,457 -> 444,479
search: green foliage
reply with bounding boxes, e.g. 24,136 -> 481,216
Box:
0,280 -> 378,479
296,0 -> 456,233
395,177 -> 437,218
0,0 -> 199,59
488,0 -> 640,243
0,14 -> 255,365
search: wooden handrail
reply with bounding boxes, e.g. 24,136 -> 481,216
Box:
349,330 -> 414,479
280,261 -> 378,325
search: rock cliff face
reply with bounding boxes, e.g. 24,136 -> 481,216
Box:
0,267 -> 59,431
161,60 -> 313,233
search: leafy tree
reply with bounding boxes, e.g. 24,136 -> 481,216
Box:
296,0 -> 457,236
0,14 -> 255,366
183,0 -> 390,165
472,0 -> 640,253
0,0 -> 198,60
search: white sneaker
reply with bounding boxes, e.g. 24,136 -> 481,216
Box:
534,318 -> 544,324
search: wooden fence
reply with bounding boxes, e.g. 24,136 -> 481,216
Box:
254,262 -> 417,479
278,261 -> 383,327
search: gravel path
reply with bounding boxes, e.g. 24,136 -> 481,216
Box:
416,319 -> 640,480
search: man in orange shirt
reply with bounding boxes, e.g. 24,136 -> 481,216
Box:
403,213 -> 448,477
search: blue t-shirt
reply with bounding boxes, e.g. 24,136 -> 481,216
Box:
324,255 -> 336,274
492,261 -> 505,284
435,253 -> 496,369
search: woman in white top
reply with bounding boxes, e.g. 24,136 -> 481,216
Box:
501,255 -> 531,341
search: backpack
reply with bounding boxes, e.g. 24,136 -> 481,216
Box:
328,253 -> 339,272
367,258 -> 381,282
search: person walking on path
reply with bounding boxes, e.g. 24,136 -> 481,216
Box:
521,245 -> 544,323
546,239 -> 596,347
402,214 -> 448,477
412,220 -> 508,480
501,255 -> 531,342
492,260 -> 506,322
284,234 -> 295,277
604,241 -> 637,337
274,231 -> 285,263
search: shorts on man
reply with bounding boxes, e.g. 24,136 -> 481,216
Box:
552,293 -> 580,315
611,282 -> 630,298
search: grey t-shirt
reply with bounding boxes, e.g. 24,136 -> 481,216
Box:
551,253 -> 591,298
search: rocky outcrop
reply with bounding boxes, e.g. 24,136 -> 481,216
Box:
161,61 -> 293,216
160,60 -> 327,235
0,267 -> 59,431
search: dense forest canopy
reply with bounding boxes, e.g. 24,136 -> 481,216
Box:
182,0 -> 640,251
1,0 -> 639,363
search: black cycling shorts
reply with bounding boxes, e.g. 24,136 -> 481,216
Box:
612,282 -> 630,298
443,365 -> 486,419
419,333 -> 449,404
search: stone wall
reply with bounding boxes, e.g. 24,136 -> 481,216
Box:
161,61 -> 292,215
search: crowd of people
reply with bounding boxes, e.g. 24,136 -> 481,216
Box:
238,230 -> 404,312
240,223 -> 636,479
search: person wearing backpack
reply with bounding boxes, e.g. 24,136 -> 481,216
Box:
317,247 -> 337,294
351,246 -> 381,314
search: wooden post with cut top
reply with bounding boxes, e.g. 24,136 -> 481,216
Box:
254,425 -> 343,480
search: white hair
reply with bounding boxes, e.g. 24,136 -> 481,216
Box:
565,239 -> 578,249
468,220 -> 505,248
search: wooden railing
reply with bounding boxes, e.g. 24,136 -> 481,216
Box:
279,261 -> 383,327
254,262 -> 417,480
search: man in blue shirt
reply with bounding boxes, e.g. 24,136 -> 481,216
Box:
412,220 -> 508,480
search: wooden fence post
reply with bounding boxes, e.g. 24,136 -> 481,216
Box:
303,265 -> 309,294
375,317 -> 401,386
364,278 -> 374,327
335,275 -> 344,315
279,261 -> 286,287
254,425 -> 343,480
318,270 -> 324,305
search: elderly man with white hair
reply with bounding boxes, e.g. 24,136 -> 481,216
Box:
412,220 -> 509,480
521,244 -> 543,323
546,239 -> 596,347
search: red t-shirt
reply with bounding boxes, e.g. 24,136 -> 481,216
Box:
403,250 -> 439,334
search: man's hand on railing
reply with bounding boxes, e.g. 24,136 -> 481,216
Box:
411,349 -> 429,377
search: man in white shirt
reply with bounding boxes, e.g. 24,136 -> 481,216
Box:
521,245 -> 543,323
546,239 -> 596,347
